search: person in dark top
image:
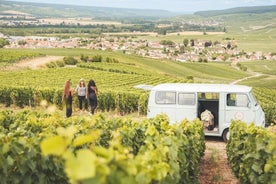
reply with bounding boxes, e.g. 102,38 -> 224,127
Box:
62,79 -> 74,117
87,79 -> 98,115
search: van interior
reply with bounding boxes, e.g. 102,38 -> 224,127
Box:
197,92 -> 219,133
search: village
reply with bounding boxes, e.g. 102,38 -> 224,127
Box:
1,33 -> 276,62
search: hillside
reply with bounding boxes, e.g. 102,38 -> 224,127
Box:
0,0 -> 177,20
0,48 -> 261,88
194,5 -> 276,17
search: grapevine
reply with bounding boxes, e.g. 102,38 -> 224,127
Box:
0,110 -> 205,184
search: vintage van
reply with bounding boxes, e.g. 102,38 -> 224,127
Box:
147,83 -> 265,141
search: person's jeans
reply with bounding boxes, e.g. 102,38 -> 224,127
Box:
78,95 -> 87,110
65,96 -> 72,117
89,94 -> 97,114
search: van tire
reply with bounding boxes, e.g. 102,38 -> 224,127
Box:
222,128 -> 230,142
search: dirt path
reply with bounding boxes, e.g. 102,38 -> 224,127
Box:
230,73 -> 262,84
10,56 -> 63,70
17,56 -> 63,69
198,137 -> 239,184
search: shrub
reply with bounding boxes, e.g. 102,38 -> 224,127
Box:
63,57 -> 77,65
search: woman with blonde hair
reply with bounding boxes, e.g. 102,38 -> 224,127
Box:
62,79 -> 74,117
76,78 -> 87,111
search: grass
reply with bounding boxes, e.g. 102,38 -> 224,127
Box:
241,60 -> 276,75
1,47 -> 275,88
210,148 -> 224,183
240,75 -> 276,89
0,49 -> 256,88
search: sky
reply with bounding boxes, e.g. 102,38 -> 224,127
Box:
10,0 -> 276,13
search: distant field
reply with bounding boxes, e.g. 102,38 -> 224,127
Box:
136,30 -> 276,53
0,48 -> 275,88
242,60 -> 276,75
219,12 -> 276,52
240,75 -> 276,88
40,18 -> 122,25
0,67 -> 187,92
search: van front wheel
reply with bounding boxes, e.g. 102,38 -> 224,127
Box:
222,128 -> 230,142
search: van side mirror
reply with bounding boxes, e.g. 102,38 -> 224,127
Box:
247,102 -> 251,108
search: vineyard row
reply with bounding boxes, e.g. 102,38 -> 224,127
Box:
227,121 -> 276,184
0,86 -> 275,125
0,110 -> 205,184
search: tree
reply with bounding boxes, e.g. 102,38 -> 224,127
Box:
190,39 -> 195,47
204,41 -> 212,48
179,46 -> 185,53
0,38 -> 9,48
92,55 -> 102,62
227,43 -> 232,49
18,40 -> 26,45
183,39 -> 189,47
63,57 -> 78,65
160,40 -> 174,46
80,54 -> 89,62
157,29 -> 167,35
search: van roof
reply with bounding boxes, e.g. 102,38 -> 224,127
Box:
151,83 -> 252,93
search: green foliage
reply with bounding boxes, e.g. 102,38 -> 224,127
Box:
18,40 -> 27,45
253,88 -> 276,126
138,93 -> 149,115
0,110 -> 68,184
0,110 -> 205,184
160,40 -> 174,46
183,39 -> 189,47
0,87 -> 146,115
91,54 -> 102,62
157,29 -> 167,35
63,57 -> 78,65
105,57 -> 119,63
46,60 -> 65,68
80,54 -> 89,62
0,49 -> 44,64
0,87 -> 63,108
0,38 -> 9,48
227,121 -> 276,184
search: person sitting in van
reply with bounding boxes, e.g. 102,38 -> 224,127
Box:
201,109 -> 214,130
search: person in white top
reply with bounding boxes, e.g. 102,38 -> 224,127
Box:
75,78 -> 87,111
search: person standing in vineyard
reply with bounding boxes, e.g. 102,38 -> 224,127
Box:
87,79 -> 98,115
76,78 -> 88,112
62,79 -> 74,117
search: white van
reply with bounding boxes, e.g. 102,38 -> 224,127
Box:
147,83 -> 265,141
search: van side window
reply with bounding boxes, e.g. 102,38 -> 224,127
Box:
227,93 -> 249,107
155,91 -> 176,104
198,92 -> 219,100
179,93 -> 195,105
